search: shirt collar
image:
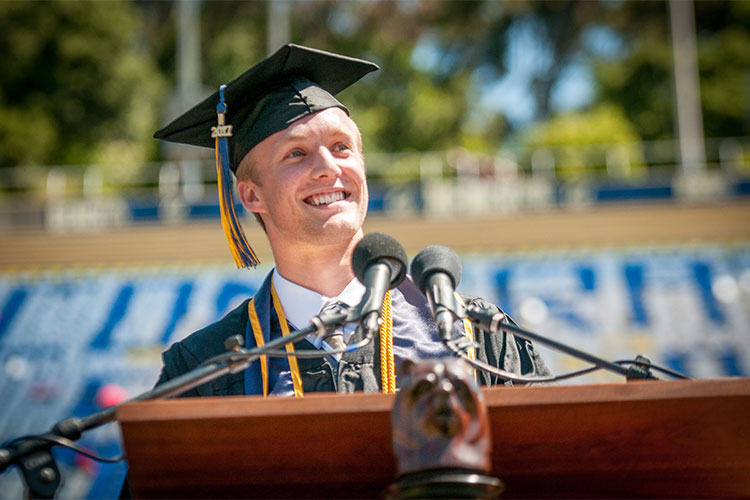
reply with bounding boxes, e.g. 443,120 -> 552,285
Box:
272,268 -> 366,329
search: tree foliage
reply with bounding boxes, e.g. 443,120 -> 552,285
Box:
523,103 -> 645,179
0,0 -> 164,174
0,0 -> 746,182
593,0 -> 750,141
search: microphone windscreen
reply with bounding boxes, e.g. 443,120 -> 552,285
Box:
352,233 -> 407,289
410,245 -> 463,294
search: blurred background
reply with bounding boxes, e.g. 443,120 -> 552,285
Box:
0,0 -> 748,497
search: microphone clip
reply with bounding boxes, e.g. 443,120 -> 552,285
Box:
464,303 -> 506,334
625,355 -> 656,381
311,304 -> 355,339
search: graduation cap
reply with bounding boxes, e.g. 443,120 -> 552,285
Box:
154,44 -> 379,268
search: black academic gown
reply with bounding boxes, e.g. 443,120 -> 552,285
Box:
155,271 -> 551,396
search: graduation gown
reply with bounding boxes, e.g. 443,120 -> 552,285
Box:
156,271 -> 551,397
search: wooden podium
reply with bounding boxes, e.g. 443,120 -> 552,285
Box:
117,377 -> 750,499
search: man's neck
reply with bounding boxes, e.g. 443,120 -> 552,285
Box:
270,235 -> 362,297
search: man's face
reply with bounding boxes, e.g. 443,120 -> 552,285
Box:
237,107 -> 368,247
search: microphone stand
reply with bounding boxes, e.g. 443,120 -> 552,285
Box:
0,306 -> 353,499
463,303 -> 659,381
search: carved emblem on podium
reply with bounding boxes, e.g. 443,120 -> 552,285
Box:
387,358 -> 504,499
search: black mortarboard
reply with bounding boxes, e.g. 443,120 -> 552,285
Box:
153,44 -> 379,269
154,43 -> 379,172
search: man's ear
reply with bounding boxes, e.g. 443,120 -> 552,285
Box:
237,181 -> 266,214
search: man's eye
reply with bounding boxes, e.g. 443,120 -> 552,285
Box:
288,150 -> 304,158
334,143 -> 351,153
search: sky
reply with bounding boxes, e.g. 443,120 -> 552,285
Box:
412,18 -> 626,127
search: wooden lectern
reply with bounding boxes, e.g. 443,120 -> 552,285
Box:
117,377 -> 750,499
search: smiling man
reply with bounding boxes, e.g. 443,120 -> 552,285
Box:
151,44 -> 550,398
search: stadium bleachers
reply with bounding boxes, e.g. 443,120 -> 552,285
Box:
1,244 -> 749,498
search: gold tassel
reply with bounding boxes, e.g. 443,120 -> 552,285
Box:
214,142 -> 259,268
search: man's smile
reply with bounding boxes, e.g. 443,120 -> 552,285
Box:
304,189 -> 351,207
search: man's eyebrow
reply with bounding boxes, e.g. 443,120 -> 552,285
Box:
281,128 -> 356,144
279,130 -> 310,143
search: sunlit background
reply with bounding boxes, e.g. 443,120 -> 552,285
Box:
1,0 -> 748,497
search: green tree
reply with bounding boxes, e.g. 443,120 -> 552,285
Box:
0,0 -> 165,176
593,0 -> 750,141
523,103 -> 645,180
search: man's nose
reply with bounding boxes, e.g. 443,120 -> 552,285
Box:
310,147 -> 342,177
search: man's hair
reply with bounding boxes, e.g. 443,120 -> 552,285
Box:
235,115 -> 364,233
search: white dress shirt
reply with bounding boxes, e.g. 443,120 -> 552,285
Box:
271,269 -> 366,358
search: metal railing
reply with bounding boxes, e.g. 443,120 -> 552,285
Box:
0,137 -> 747,230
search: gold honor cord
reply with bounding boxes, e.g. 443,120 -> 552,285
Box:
379,291 -> 396,394
270,283 -> 304,397
247,298 -> 269,397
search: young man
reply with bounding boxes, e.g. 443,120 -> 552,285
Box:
153,44 -> 550,398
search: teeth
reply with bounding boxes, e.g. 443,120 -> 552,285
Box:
309,191 -> 346,206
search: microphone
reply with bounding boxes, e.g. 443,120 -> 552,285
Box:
410,245 -> 463,342
351,233 -> 408,336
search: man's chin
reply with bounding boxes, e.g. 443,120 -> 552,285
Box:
310,216 -> 363,242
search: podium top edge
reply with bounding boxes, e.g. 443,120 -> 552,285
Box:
116,377 -> 750,424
